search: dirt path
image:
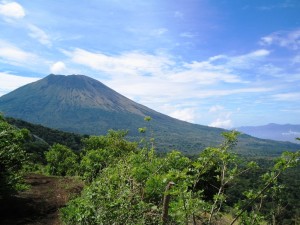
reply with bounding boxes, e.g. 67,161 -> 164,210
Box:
0,173 -> 83,225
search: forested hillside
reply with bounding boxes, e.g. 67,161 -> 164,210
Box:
6,117 -> 85,151
1,115 -> 299,224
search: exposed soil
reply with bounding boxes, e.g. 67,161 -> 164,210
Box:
0,173 -> 83,225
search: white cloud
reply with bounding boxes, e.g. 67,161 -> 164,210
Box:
0,1 -> 25,20
107,78 -> 272,108
282,130 -> 300,136
61,48 -> 273,103
28,24 -> 52,47
170,49 -> 269,85
260,29 -> 300,50
280,108 -> 300,113
50,61 -> 67,74
0,40 -> 38,66
258,2 -> 294,11
226,49 -> 270,69
249,49 -> 270,57
64,48 -> 174,77
0,2 -> 52,47
260,36 -> 273,45
194,87 -> 272,99
209,118 -> 233,129
273,92 -> 300,101
171,62 -> 242,84
174,11 -> 184,19
169,108 -> 197,123
105,75 -> 186,105
258,64 -> 283,77
208,106 -> 233,129
0,72 -> 39,96
209,49 -> 269,66
60,48 -> 276,125
293,55 -> 300,64
0,40 -> 50,74
150,28 -> 168,37
209,105 -> 224,113
65,48 -> 271,87
180,32 -> 195,38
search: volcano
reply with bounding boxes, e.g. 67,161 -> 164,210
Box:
1,74 -> 299,155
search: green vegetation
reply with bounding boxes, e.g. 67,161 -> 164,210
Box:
0,114 -> 29,196
45,144 -> 78,176
79,130 -> 137,182
1,115 -> 299,224
6,117 -> 84,151
58,123 -> 299,224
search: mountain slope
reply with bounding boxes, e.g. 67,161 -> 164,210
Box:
236,124 -> 300,143
0,74 -> 299,155
0,74 -> 162,133
6,117 -> 84,152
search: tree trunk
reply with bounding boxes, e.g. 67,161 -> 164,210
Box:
162,181 -> 175,225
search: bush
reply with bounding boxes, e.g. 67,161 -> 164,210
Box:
79,130 -> 137,182
61,131 -> 300,224
0,115 -> 29,195
45,144 -> 78,176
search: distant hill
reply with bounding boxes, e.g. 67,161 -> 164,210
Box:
6,117 -> 85,152
236,124 -> 300,143
1,74 -> 299,156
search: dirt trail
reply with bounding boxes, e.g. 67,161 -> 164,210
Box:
0,173 -> 83,225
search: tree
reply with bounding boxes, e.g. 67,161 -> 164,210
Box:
79,149 -> 107,182
45,144 -> 78,176
79,130 -> 137,182
231,151 -> 300,225
60,129 -> 300,224
0,114 -> 29,195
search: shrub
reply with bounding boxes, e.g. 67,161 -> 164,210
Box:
0,115 -> 29,195
45,144 -> 78,176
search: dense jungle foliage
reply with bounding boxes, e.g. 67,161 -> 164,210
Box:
1,115 -> 299,224
0,114 -> 29,195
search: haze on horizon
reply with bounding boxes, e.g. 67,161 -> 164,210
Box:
0,0 -> 299,128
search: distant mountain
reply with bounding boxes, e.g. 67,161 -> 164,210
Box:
1,74 -> 299,156
236,124 -> 300,143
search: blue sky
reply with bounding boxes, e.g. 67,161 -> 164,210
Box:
0,0 -> 300,128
